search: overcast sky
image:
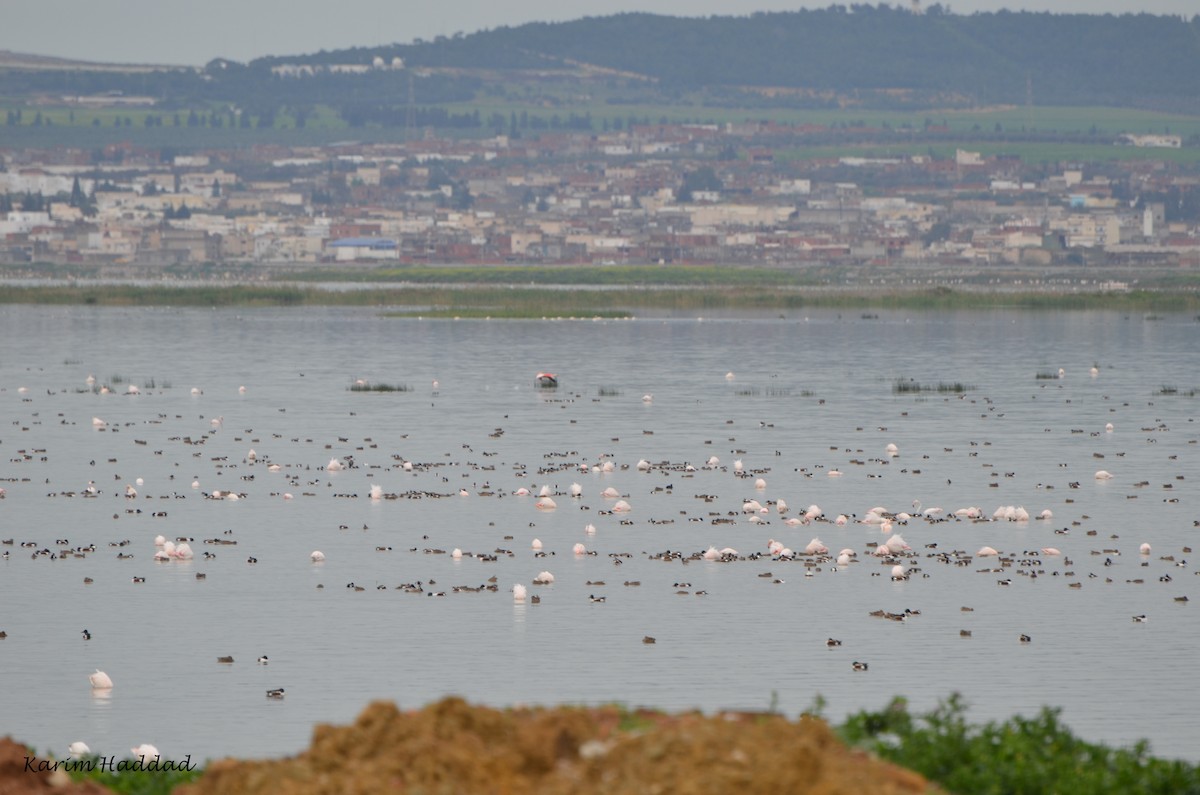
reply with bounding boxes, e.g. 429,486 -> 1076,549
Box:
3,0 -> 1195,66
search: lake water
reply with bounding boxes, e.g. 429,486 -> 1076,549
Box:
0,305 -> 1197,764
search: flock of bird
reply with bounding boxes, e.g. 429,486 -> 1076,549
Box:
1,363 -> 1195,763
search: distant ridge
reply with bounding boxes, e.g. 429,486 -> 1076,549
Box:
0,49 -> 188,73
3,7 -> 1199,114
253,7 -> 1200,111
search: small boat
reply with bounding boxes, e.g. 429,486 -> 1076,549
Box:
535,372 -> 558,388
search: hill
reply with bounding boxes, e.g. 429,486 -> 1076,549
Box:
267,6 -> 1200,111
1,5 -> 1199,146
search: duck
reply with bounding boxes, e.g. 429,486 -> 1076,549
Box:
826,638 -> 842,647
589,594 -> 606,603
642,635 -> 656,644
81,629 -> 91,640
258,656 -> 269,664
218,656 -> 234,664
1132,615 -> 1148,623
266,688 -> 285,699
852,661 -> 869,671
1019,634 -> 1032,643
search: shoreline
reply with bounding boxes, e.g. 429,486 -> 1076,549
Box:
1,263 -> 1198,313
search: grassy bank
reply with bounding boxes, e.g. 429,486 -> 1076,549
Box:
0,281 -> 1198,315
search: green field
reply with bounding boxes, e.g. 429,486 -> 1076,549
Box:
3,98 -> 1198,159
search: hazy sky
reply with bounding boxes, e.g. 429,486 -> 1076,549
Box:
3,0 -> 1195,66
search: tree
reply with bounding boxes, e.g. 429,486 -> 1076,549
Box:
678,166 -> 722,202
69,177 -> 86,208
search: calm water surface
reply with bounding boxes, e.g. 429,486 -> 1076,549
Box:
0,305 -> 1198,763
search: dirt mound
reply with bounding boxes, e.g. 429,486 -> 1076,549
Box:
0,737 -> 109,795
181,698 -> 933,795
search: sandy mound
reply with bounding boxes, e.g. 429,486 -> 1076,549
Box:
0,737 -> 109,795
181,697 -> 932,795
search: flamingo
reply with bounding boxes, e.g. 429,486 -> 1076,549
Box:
535,497 -> 557,510
68,741 -> 90,759
611,499 -> 632,513
311,551 -> 325,562
531,539 -> 543,550
89,670 -> 113,689
573,543 -> 587,555
533,571 -> 555,585
513,584 -> 527,602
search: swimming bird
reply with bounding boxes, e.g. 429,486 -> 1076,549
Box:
310,551 -> 325,562
258,656 -> 269,664
266,688 -> 285,699
130,744 -> 159,762
826,638 -> 842,647
852,661 -> 869,671
513,584 -> 527,602
533,571 -> 555,585
68,741 -> 90,759
82,629 -> 91,640
218,656 -> 234,664
89,670 -> 113,689
1020,634 -> 1032,643
643,636 -> 656,644
1132,615 -> 1148,623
